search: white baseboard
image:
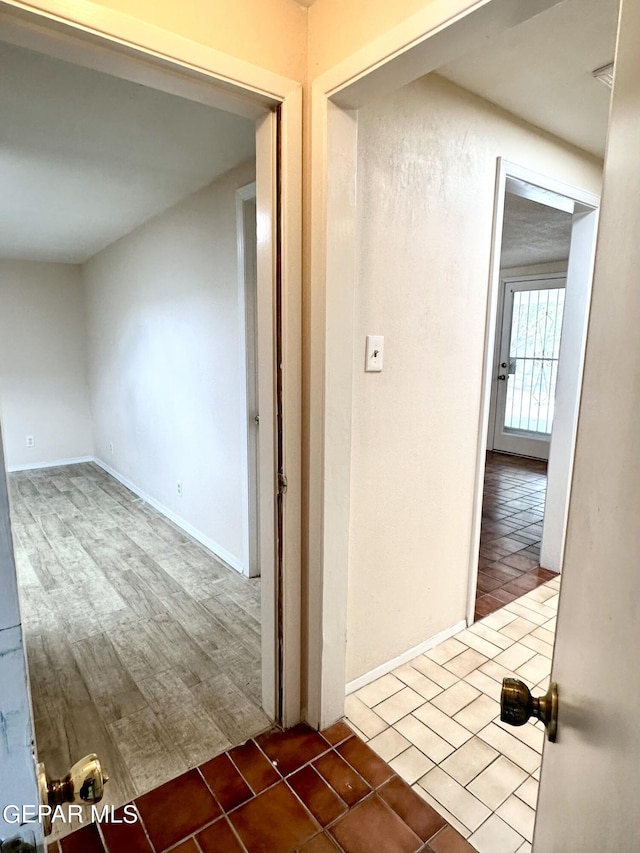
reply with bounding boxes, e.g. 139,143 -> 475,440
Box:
7,456 -> 94,472
92,457 -> 246,576
345,619 -> 467,695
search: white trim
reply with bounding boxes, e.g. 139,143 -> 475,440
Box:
93,457 -> 244,574
7,456 -> 94,472
500,160 -> 600,210
540,207 -> 599,572
345,620 -> 467,695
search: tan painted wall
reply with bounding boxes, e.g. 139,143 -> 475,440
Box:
308,0 -> 477,78
57,0 -> 307,82
347,74 -> 601,681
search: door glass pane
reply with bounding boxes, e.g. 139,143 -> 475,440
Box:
504,287 -> 565,435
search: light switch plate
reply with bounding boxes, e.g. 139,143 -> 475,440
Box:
365,335 -> 384,372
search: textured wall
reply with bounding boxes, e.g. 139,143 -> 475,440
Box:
347,74 -> 601,681
84,161 -> 255,572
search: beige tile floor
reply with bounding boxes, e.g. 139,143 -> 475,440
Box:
346,577 -> 559,853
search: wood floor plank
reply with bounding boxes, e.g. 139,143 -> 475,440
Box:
191,673 -> 271,744
14,547 -> 43,589
208,641 -> 262,704
145,611 -> 217,688
164,591 -> 233,656
123,548 -> 184,598
203,592 -> 261,644
19,585 -> 59,635
157,552 -> 226,600
178,540 -> 230,580
108,707 -> 188,795
107,569 -> 168,619
137,669 -> 231,766
71,632 -> 149,722
109,619 -> 170,680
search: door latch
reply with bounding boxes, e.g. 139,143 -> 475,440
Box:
500,678 -> 558,742
37,754 -> 109,835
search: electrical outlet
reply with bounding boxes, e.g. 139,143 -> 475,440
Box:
109,442 -> 114,454
177,481 -> 183,497
26,435 -> 35,448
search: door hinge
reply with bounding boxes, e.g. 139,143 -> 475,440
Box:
278,471 -> 288,495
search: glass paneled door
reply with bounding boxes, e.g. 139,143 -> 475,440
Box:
493,276 -> 566,459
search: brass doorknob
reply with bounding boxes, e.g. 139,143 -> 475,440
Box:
500,678 -> 558,742
37,754 -> 109,835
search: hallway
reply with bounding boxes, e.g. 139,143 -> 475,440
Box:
475,453 -> 556,621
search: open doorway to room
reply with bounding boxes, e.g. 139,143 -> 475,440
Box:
475,181 -> 581,620
0,36 -> 277,836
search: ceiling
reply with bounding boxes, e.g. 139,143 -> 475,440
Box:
439,0 -> 620,158
500,194 -> 573,268
0,42 -> 255,264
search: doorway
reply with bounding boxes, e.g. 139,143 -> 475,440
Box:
0,41 -> 271,832
0,4 -> 302,844
473,165 -> 599,621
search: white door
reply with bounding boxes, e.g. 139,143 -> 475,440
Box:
533,0 -> 640,849
493,277 -> 566,460
0,426 -> 42,850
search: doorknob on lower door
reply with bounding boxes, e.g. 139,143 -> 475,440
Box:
501,677 -> 558,742
37,754 -> 109,835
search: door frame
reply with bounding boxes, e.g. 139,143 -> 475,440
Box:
307,0 -> 596,728
488,271 -> 567,460
466,158 -> 599,623
236,182 -> 260,579
0,0 -> 302,758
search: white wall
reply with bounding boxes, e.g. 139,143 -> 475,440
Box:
0,260 -> 93,469
83,160 -> 255,572
347,74 -> 602,682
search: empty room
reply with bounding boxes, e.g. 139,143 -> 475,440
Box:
0,39 -> 271,831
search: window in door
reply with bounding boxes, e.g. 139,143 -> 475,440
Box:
493,278 -> 566,459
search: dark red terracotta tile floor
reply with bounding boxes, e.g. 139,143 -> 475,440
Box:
475,451 -> 556,621
49,723 -> 477,853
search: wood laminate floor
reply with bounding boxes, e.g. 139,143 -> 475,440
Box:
9,462 -> 268,835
